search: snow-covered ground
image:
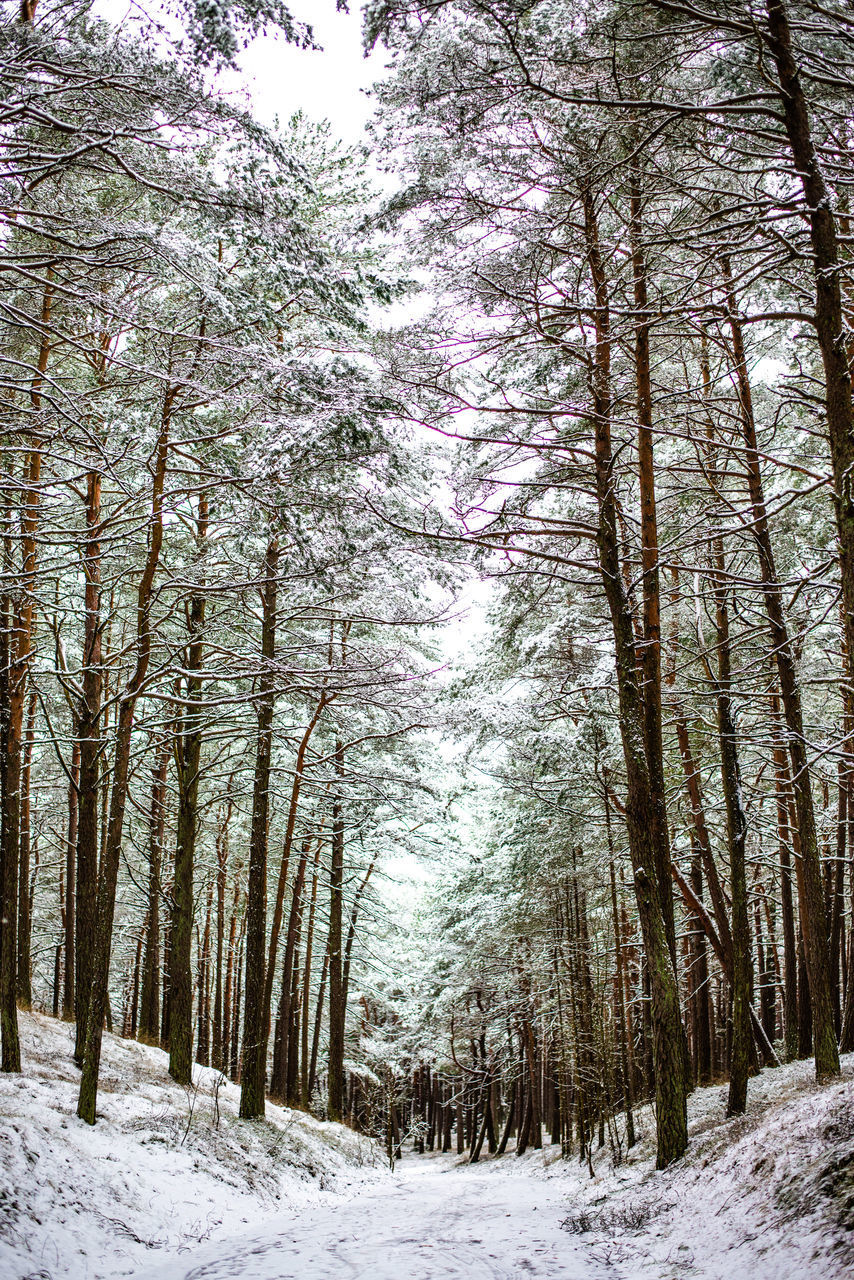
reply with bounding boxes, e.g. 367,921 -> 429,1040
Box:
138,1055 -> 854,1280
0,1012 -> 384,1280
551,1052 -> 854,1279
1,1012 -> 852,1280
141,1155 -> 606,1280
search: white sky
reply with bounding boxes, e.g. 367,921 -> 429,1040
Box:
230,1 -> 385,142
231,5 -> 493,670
98,0 -> 385,142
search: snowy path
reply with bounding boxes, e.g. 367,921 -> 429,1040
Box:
139,1155 -> 609,1280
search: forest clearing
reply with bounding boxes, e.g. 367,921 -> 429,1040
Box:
3,0 -> 854,1275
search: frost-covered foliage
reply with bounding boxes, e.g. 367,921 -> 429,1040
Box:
3,0 -> 854,1269
356,0 -> 854,1172
0,0 -> 457,1134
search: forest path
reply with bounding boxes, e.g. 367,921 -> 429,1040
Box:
139,1152 -> 612,1280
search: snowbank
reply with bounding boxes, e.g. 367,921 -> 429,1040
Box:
0,1011 -> 384,1280
553,1053 -> 854,1278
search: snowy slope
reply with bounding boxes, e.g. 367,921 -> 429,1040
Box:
553,1053 -> 854,1278
0,1012 -> 384,1280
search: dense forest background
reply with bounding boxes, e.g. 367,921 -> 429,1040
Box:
3,0 -> 854,1178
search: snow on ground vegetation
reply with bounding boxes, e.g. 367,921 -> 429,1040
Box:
0,1011 -> 384,1280
553,1052 -> 854,1278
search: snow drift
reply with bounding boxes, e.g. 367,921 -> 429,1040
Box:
2,1012 -> 853,1280
558,1052 -> 854,1278
0,1011 -> 384,1280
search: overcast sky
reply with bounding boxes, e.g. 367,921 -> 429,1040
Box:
231,1 -> 385,142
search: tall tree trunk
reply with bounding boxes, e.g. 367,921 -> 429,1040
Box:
169,491 -> 208,1085
2,274 -> 52,1069
581,180 -> 687,1167
701,391 -> 753,1112
308,940 -> 329,1104
270,839 -> 309,1101
77,394 -> 171,1124
763,0 -> 854,751
139,742 -> 169,1045
830,763 -> 846,1036
709,570 -> 752,1116
689,847 -> 712,1085
754,881 -> 777,1061
260,696 -> 328,1098
212,793 -> 232,1073
16,687 -> 37,1006
239,536 -> 279,1120
327,743 -> 346,1124
840,759 -> 854,1050
300,837 -> 323,1107
720,256 -> 839,1079
128,931 -> 143,1039
75,469 -> 102,1065
773,712 -> 800,1062
0,495 -> 10,1057
798,931 -> 813,1058
285,926 -> 302,1104
666,561 -> 734,977
607,855 -> 636,1146
63,740 -> 80,1020
231,928 -> 245,1082
196,880 -> 214,1066
2,448 -> 41,1072
2,447 -> 43,1072
630,158 -> 677,968
671,713 -> 735,973
222,879 -> 241,1076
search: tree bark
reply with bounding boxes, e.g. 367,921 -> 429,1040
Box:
1,445 -> 43,1072
300,837 -> 323,1107
63,740 -> 80,1020
239,536 -> 279,1120
212,793 -> 233,1073
763,0 -> 854,743
609,855 -> 636,1146
2,274 -> 52,1069
77,394 -> 172,1124
581,179 -> 687,1167
720,256 -> 839,1079
689,848 -> 712,1085
709,571 -> 751,1116
74,469 -> 102,1066
169,491 -> 209,1085
772,712 -> 800,1062
196,879 -> 214,1066
260,695 -> 328,1096
16,687 -> 37,1006
327,742 -> 346,1123
222,879 -> 241,1076
308,940 -> 329,1104
630,159 -> 677,968
139,742 -> 169,1045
